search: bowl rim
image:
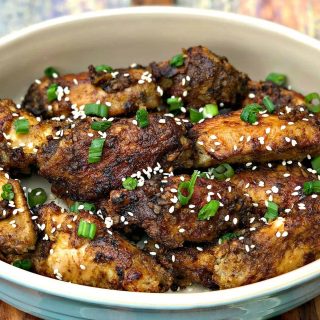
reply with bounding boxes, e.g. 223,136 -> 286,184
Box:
1,6 -> 320,311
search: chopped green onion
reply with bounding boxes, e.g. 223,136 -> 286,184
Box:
84,104 -> 108,118
210,164 -> 234,180
95,64 -> 113,72
311,156 -> 320,174
189,108 -> 203,123
77,220 -> 97,240
240,103 -> 263,124
91,121 -> 112,131
264,201 -> 279,222
14,118 -> 29,134
44,66 -> 59,78
70,201 -> 96,213
170,54 -> 184,67
47,83 -> 58,102
198,200 -> 220,220
12,259 -> 32,270
203,104 -> 219,118
167,97 -> 183,112
265,72 -> 287,86
220,232 -> 238,243
88,138 -> 105,164
305,92 -> 320,113
122,177 -> 138,190
1,183 -> 14,201
136,109 -> 149,128
177,170 -> 199,206
303,181 -> 320,195
28,188 -> 47,208
263,96 -> 275,113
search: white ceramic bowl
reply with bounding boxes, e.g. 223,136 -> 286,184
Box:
0,7 -> 320,320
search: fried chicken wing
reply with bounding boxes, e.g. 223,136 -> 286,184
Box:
99,174 -> 254,248
158,196 -> 320,289
32,203 -> 172,292
0,171 -> 36,255
0,99 -> 61,173
190,109 -> 320,167
150,46 -> 249,109
242,80 -> 305,109
37,114 -> 192,201
231,164 -> 316,212
22,66 -> 161,118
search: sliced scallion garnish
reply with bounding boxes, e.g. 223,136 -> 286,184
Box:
240,103 -> 263,124
77,220 -> 97,240
1,183 -> 14,201
303,181 -> 320,195
263,96 -> 275,113
136,109 -> 149,128
44,67 -> 59,78
84,104 -> 108,118
122,177 -> 138,190
305,92 -> 320,113
264,201 -> 279,222
265,72 -> 287,86
47,83 -> 58,102
91,121 -> 112,131
95,64 -> 113,72
170,54 -> 184,68
12,259 -> 32,270
88,138 -> 105,164
177,171 -> 199,206
311,156 -> 320,174
210,164 -> 234,180
14,118 -> 29,134
28,188 -> 47,208
198,200 -> 220,220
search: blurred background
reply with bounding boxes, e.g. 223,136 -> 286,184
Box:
0,0 -> 320,39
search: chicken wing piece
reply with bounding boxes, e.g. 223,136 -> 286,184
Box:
22,66 -> 161,119
242,80 -> 305,110
190,108 -> 320,167
231,164 -> 316,212
0,99 -> 61,173
158,195 -> 320,289
32,203 -> 172,292
0,171 -> 36,255
99,173 -> 255,248
150,46 -> 249,109
37,114 -> 192,201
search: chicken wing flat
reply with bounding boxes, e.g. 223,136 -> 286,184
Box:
158,195 -> 320,289
242,80 -> 305,109
32,203 -> 172,292
0,171 -> 36,255
99,174 -> 254,248
150,46 -> 249,109
231,164 -> 316,212
22,66 -> 161,118
190,109 -> 320,167
37,114 -> 192,201
0,99 -> 61,173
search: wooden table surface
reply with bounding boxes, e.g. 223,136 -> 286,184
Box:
1,0 -> 320,319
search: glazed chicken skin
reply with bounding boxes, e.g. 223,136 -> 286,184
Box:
32,203 -> 172,292
150,46 -> 249,109
99,174 -> 254,248
0,171 -> 36,256
0,99 -> 61,173
37,114 -> 192,201
22,66 -> 161,118
231,164 -> 316,212
190,107 -> 320,167
158,195 -> 320,289
242,80 -> 306,110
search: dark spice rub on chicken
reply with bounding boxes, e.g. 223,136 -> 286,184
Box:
190,108 -> 320,167
32,203 -> 172,292
98,174 -> 255,248
22,66 -> 161,119
242,80 -> 306,110
150,46 -> 249,109
231,163 -> 317,213
0,99 -> 61,174
157,195 -> 320,290
37,114 -> 192,201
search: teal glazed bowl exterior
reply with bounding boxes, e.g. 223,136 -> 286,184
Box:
0,7 -> 320,320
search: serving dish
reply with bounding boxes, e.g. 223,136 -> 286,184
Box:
0,6 -> 320,320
